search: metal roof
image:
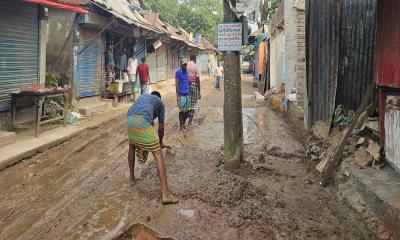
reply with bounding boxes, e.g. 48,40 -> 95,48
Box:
57,0 -> 91,5
91,0 -> 162,33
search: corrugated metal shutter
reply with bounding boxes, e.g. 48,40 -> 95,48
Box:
0,0 -> 39,111
77,27 -> 103,97
147,52 -> 157,84
156,47 -> 166,81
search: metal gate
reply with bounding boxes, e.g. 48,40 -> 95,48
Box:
76,27 -> 103,98
0,0 -> 39,111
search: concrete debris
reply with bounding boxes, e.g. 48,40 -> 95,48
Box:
366,140 -> 380,161
316,159 -> 328,173
356,137 -> 365,147
312,121 -> 330,139
251,91 -> 266,101
354,147 -> 373,167
365,121 -> 380,137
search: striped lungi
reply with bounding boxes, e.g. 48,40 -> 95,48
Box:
127,115 -> 161,152
189,84 -> 198,118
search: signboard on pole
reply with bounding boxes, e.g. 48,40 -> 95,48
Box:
218,22 -> 243,52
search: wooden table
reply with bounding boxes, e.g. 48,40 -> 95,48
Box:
104,91 -> 133,108
10,89 -> 69,138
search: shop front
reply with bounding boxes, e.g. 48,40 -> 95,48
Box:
0,0 -> 40,111
75,26 -> 104,98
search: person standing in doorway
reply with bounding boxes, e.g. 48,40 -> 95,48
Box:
175,58 -> 191,130
136,57 -> 151,94
187,54 -> 201,126
127,91 -> 179,204
127,52 -> 137,82
207,60 -> 212,76
119,48 -> 128,80
214,62 -> 223,91
105,45 -> 115,83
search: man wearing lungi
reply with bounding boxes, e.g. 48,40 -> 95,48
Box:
127,91 -> 179,204
187,54 -> 201,126
175,58 -> 191,130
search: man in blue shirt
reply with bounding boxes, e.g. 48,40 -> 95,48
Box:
127,91 -> 178,204
175,58 -> 191,130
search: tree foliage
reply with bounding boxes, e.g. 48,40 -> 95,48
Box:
267,0 -> 281,20
142,0 -> 222,44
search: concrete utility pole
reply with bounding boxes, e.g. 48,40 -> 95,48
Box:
223,0 -> 244,169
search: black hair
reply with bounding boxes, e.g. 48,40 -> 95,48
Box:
141,57 -> 146,62
190,54 -> 196,61
151,91 -> 161,99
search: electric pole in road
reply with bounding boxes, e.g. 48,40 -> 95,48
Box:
223,0 -> 244,169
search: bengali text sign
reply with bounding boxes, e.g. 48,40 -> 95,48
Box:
218,23 -> 242,52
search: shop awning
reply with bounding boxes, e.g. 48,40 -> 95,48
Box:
23,0 -> 88,14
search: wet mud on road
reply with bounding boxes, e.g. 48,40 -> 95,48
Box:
0,76 -> 374,239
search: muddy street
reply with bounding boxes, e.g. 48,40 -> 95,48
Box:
0,76 -> 373,240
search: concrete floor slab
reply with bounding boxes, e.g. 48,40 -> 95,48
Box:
0,131 -> 16,148
352,166 -> 400,238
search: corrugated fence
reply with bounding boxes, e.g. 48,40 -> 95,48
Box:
306,0 -> 377,128
336,0 -> 377,111
306,0 -> 339,126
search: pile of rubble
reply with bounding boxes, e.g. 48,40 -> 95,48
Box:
306,104 -> 383,174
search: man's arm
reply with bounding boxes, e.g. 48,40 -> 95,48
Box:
136,65 -> 139,81
196,76 -> 201,99
158,122 -> 164,146
147,64 -> 150,83
158,102 -> 165,147
175,71 -> 180,98
196,67 -> 201,99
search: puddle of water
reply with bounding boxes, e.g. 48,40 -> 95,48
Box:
112,223 -> 175,240
178,208 -> 195,218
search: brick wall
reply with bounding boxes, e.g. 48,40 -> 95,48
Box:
295,9 -> 306,108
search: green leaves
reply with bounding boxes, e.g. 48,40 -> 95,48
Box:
143,0 -> 222,44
